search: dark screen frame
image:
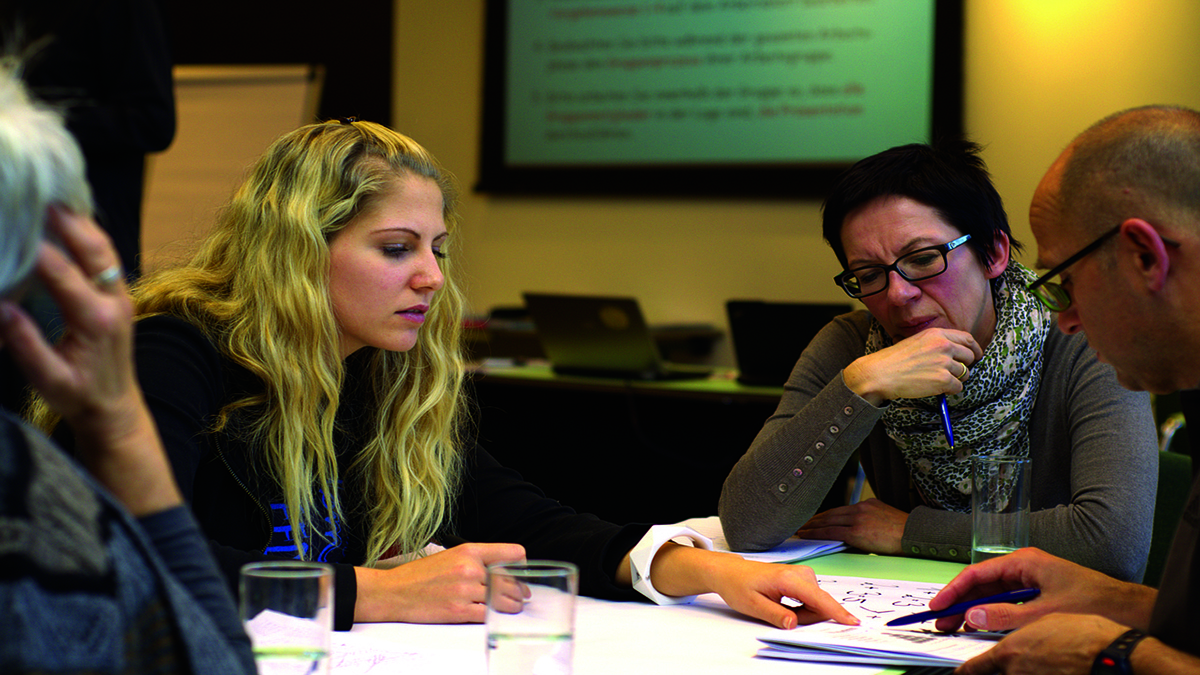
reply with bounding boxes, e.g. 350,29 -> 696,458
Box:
476,0 -> 963,199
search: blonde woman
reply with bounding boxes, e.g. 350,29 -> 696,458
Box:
89,119 -> 857,631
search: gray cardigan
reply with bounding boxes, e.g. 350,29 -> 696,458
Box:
719,310 -> 1158,581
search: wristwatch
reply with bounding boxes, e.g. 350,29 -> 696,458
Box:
1092,628 -> 1148,675
628,525 -> 714,605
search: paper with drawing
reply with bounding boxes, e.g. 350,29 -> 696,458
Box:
758,575 -> 1003,667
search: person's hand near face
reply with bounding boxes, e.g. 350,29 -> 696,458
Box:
843,327 -> 982,407
836,196 -> 1003,408
0,207 -> 180,517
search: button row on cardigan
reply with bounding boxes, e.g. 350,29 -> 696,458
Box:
907,545 -> 965,558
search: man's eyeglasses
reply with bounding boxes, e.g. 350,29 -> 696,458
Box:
833,234 -> 972,299
1027,225 -> 1181,312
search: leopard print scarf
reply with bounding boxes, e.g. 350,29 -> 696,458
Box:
864,262 -> 1053,512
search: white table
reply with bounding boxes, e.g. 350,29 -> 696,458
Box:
329,553 -> 966,675
336,595 -> 896,675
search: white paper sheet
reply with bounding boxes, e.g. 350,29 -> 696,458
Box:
331,630 -> 481,675
812,575 -> 945,626
757,575 -> 1006,668
758,622 -> 1001,667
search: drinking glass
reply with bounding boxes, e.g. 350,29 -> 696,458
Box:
240,561 -> 334,675
971,455 -> 1032,563
486,560 -> 578,675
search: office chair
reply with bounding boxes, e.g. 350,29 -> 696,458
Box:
1145,415 -> 1193,587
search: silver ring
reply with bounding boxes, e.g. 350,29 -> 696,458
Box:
955,361 -> 969,381
91,264 -> 124,289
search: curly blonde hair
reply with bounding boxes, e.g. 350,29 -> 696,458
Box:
132,120 -> 467,564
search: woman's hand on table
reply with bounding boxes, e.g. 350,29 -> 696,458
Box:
636,544 -> 860,629
927,547 -> 1155,634
843,327 -> 981,406
354,542 -> 526,624
708,555 -> 860,629
795,498 -> 906,554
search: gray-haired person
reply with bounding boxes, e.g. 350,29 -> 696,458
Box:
0,62 -> 253,673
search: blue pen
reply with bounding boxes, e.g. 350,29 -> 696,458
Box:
885,588 -> 1040,626
939,394 -> 954,448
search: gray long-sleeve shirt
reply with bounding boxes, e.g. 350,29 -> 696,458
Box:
719,310 -> 1157,582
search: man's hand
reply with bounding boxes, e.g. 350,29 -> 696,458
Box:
956,613 -> 1125,675
928,548 -> 1155,633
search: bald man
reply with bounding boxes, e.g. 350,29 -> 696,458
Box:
925,106 -> 1200,675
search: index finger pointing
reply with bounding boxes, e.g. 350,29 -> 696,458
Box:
783,578 -> 858,627
803,591 -> 859,626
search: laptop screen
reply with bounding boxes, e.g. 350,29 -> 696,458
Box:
726,300 -> 852,386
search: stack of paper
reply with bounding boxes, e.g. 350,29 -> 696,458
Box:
757,622 -> 1002,668
735,537 -> 847,564
675,516 -> 847,563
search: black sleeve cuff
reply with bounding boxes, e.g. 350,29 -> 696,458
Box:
332,562 -> 358,631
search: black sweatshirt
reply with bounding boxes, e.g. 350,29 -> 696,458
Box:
132,314 -> 649,630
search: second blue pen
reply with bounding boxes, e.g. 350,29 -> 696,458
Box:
939,394 -> 954,448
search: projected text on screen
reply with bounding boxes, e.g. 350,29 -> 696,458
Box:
505,0 -> 935,166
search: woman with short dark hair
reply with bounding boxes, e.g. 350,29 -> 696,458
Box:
720,141 -> 1158,582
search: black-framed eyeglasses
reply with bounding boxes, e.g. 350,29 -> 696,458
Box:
1027,225 -> 1181,312
833,234 -> 972,299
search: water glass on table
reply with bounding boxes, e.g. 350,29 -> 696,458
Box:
971,455 -> 1031,564
486,560 -> 579,675
240,561 -> 334,675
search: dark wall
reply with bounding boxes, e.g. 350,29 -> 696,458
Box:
163,1 -> 393,125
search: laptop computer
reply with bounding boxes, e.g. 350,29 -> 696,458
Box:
522,292 -> 714,380
726,300 -> 852,386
